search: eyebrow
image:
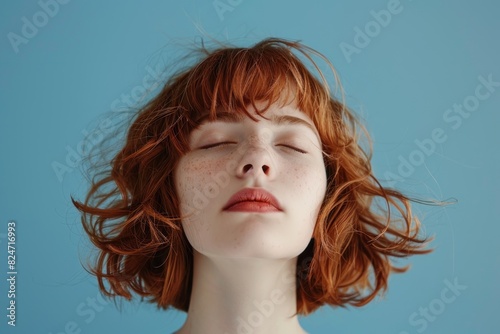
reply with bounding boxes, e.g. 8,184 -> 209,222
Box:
273,114 -> 318,136
198,111 -> 319,137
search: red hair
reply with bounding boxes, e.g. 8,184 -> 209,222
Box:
72,38 -> 431,315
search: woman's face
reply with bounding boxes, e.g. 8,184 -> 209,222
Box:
174,102 -> 327,259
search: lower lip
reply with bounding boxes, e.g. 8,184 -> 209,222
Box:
224,201 -> 281,212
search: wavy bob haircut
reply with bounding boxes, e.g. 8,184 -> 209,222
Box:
73,37 -> 431,315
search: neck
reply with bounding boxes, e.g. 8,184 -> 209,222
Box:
175,250 -> 307,334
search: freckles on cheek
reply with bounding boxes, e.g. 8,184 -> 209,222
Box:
179,158 -> 204,189
291,165 -> 326,231
292,163 -> 326,201
178,156 -> 227,199
293,164 -> 322,184
185,158 -> 220,178
182,156 -> 206,173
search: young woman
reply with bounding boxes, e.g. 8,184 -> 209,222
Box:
73,38 -> 431,334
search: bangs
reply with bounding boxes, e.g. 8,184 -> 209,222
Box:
178,39 -> 332,124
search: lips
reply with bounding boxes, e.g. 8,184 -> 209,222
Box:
223,188 -> 282,212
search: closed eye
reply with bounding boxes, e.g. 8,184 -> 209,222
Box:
199,142 -> 236,149
200,142 -> 307,154
277,144 -> 307,154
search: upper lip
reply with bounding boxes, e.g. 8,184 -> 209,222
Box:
223,188 -> 282,211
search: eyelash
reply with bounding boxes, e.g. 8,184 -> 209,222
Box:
200,142 -> 307,154
200,142 -> 236,149
277,144 -> 307,154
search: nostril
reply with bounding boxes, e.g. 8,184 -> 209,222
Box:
243,164 -> 253,173
262,165 -> 269,174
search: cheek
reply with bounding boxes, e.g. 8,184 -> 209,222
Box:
175,156 -> 230,214
291,159 -> 327,194
287,160 -> 327,220
175,157 -> 202,213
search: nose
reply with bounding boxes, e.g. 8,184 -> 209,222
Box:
235,143 -> 276,179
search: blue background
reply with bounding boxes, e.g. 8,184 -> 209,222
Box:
1,0 -> 499,333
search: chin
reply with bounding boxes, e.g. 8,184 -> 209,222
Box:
201,234 -> 312,260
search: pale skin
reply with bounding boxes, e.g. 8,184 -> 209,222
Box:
173,102 -> 327,334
